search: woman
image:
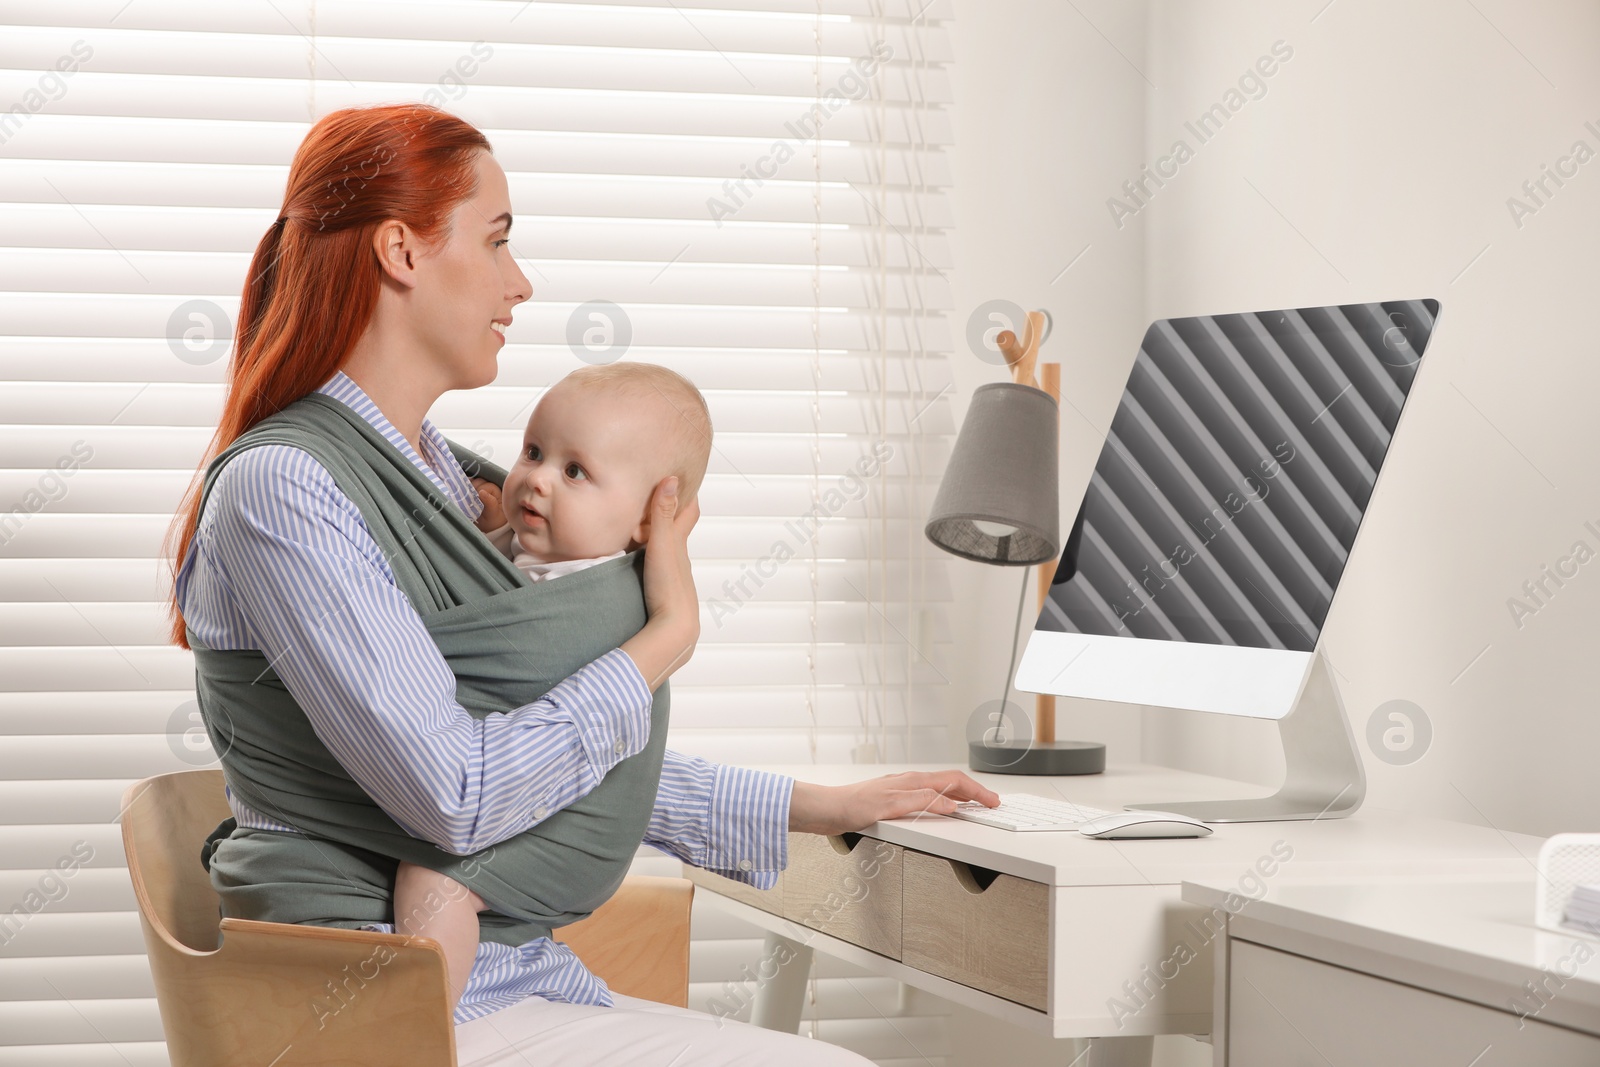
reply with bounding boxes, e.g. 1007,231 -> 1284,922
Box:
166,103 -> 996,1065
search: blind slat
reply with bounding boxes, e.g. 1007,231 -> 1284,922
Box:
0,203 -> 954,269
0,119 -> 956,188
0,1041 -> 170,1065
0,595 -> 954,649
0,427 -> 954,474
0,911 -> 142,957
0,557 -> 952,603
0,956 -> 156,1001
2,515 -> 940,559
0,869 -> 135,913
0,779 -> 134,821
0,682 -> 947,739
0,159 -> 953,222
0,74 -> 954,143
0,5 -> 954,63
0,828 -> 122,872
0,299 -> 956,352
0,471 -> 942,516
0,251 -> 954,309
0,644 -> 954,691
0,29 -> 953,103
0,381 -> 956,434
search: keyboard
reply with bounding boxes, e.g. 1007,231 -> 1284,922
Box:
947,793 -> 1122,832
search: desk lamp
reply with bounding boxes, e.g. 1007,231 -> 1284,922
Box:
926,309 -> 1106,776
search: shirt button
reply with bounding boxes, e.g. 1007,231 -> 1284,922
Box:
613,739 -> 627,755
533,806 -> 548,820
737,859 -> 753,872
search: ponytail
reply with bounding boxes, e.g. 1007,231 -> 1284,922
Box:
235,215 -> 288,367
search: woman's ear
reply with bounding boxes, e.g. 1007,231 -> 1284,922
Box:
372,219 -> 420,288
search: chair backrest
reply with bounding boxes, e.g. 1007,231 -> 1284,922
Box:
120,770 -> 691,1064
120,769 -> 233,953
120,770 -> 458,1067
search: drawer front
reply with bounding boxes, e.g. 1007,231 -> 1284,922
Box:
1228,940 -> 1600,1066
901,849 -> 1048,1011
682,866 -> 784,915
781,833 -> 902,959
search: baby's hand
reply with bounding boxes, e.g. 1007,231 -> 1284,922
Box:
471,477 -> 506,532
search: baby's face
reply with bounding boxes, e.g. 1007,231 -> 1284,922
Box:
501,385 -> 665,562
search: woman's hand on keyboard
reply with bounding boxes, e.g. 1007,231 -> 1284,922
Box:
788,771 -> 1001,835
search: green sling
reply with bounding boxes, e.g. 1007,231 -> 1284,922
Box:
188,391 -> 669,948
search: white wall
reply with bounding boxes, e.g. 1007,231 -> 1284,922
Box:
949,0 -> 1600,837
939,3 -> 1599,1062
945,4 -> 1212,1065
1138,0 -> 1600,837
945,0 -> 1150,770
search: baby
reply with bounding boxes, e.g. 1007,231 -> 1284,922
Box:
394,361 -> 712,1012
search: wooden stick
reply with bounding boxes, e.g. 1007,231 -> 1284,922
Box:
994,311 -> 1045,390
1036,360 -> 1060,745
998,310 -> 1055,743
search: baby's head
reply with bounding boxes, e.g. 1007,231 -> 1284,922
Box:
502,363 -> 711,563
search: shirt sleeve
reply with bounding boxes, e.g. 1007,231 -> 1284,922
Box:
198,444 -> 655,856
643,750 -> 792,888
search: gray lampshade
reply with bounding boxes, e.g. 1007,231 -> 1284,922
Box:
925,382 -> 1060,565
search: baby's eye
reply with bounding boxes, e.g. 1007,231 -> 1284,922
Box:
493,238 -> 510,249
565,462 -> 587,481
525,444 -> 541,461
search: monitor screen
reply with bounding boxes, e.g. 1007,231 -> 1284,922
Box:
1038,299 -> 1437,652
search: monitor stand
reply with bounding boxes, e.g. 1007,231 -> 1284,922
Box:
1127,652 -> 1367,823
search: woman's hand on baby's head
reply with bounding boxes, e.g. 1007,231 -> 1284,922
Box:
470,477 -> 506,532
631,479 -> 700,551
621,476 -> 702,688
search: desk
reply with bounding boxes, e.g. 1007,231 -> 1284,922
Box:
1183,878 -> 1600,1065
684,763 -> 1540,1064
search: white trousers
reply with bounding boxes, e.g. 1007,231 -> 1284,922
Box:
455,992 -> 875,1066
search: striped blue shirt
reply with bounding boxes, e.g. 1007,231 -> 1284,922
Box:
173,369 -> 792,1023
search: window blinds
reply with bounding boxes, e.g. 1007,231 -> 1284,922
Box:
0,1 -> 956,1061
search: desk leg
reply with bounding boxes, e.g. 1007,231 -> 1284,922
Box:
749,932 -> 814,1033
953,1003 -> 1158,1066
1079,1036 -> 1154,1066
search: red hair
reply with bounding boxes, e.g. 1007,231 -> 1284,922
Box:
163,104 -> 491,649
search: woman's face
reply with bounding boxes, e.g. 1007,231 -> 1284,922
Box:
410,150 -> 531,390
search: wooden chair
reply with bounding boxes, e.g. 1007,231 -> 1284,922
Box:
120,769 -> 694,1066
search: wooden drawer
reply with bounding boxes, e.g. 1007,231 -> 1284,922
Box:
781,832 -> 902,959
901,849 -> 1049,1011
1228,940 -> 1600,1065
682,866 -> 783,915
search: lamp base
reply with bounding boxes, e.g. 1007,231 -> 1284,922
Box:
967,740 -> 1106,776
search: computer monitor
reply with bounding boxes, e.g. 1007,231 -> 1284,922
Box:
1014,298 -> 1440,821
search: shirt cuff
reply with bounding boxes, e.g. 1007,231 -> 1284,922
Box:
703,764 -> 793,888
547,648 -> 653,781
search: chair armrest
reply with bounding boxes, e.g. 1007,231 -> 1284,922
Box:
554,875 -> 695,1007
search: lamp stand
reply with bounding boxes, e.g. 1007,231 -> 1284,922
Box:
969,561 -> 1106,776
968,333 -> 1106,776
968,740 -> 1107,776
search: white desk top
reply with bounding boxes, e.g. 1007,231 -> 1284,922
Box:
1181,877 -> 1600,1034
754,761 -> 1542,888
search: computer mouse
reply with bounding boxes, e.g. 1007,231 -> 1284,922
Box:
1078,811 -> 1213,839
